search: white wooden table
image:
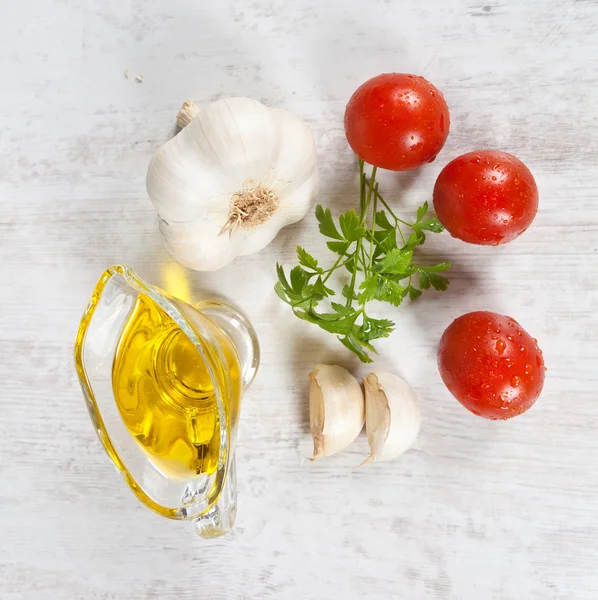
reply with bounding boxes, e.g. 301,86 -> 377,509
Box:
2,1 -> 597,598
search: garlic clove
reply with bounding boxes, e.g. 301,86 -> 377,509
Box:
362,372 -> 421,465
309,365 -> 365,461
158,218 -> 236,272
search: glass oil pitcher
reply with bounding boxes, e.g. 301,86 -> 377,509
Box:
74,265 -> 259,538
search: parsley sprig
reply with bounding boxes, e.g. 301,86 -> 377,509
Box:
275,159 -> 450,362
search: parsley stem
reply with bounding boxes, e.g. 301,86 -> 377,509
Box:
368,183 -> 378,270
366,184 -> 408,244
362,166 -> 378,225
397,223 -> 406,245
345,239 -> 361,307
360,244 -> 368,267
322,253 -> 346,282
359,159 -> 366,216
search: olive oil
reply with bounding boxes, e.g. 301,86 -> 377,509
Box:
112,293 -> 241,480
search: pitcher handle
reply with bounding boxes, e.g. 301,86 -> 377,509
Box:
193,455 -> 237,538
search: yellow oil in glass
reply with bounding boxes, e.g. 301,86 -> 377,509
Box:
111,293 -> 240,480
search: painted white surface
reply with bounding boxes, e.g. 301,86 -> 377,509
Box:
1,0 -> 597,598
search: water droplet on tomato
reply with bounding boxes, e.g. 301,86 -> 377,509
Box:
495,339 -> 506,354
525,364 -> 533,375
506,335 -> 514,342
481,382 -> 490,390
510,376 -> 521,388
492,176 -> 497,181
519,345 -> 528,356
536,355 -> 543,367
517,329 -> 523,336
489,370 -> 495,377
471,156 -> 481,164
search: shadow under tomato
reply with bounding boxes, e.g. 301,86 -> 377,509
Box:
408,253 -> 486,349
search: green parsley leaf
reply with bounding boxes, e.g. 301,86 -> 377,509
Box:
275,272 -> 312,308
407,285 -> 423,301
276,262 -> 292,292
311,277 -> 335,298
373,248 -> 413,275
315,205 -> 344,240
274,281 -> 291,304
331,302 -> 356,316
359,274 -> 405,306
297,246 -> 321,271
375,210 -> 394,230
316,314 -> 359,335
338,334 -> 374,363
326,240 -> 351,255
417,265 -> 450,291
419,217 -> 444,233
377,277 -> 406,306
342,284 -> 358,302
339,209 -> 366,242
429,273 -> 449,291
405,230 -> 426,249
358,275 -> 380,303
418,270 -> 430,289
418,262 -> 451,273
373,228 -> 397,253
290,266 -> 309,294
416,201 -> 429,223
359,315 -> 395,342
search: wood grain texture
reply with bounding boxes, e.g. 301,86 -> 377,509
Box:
1,0 -> 597,598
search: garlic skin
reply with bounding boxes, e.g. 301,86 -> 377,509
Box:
147,97 -> 318,271
362,372 -> 421,464
309,365 -> 365,461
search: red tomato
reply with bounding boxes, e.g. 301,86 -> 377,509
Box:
438,311 -> 546,420
344,73 -> 450,171
433,150 -> 538,245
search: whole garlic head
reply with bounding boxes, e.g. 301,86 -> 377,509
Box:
362,372 -> 421,464
147,98 -> 318,271
309,365 -> 365,461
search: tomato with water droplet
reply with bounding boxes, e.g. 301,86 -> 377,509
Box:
438,311 -> 546,419
433,150 -> 538,245
344,73 -> 450,171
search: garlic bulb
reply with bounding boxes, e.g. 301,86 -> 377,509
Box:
309,365 -> 365,461
362,372 -> 421,465
147,97 -> 318,271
